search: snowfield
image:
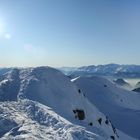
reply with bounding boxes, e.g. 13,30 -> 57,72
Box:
73,76 -> 140,139
0,67 -> 138,140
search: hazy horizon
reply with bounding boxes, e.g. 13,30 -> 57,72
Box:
0,0 -> 140,67
1,63 -> 140,69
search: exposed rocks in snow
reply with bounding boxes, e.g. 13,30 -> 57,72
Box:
98,118 -> 102,125
88,122 -> 93,126
78,89 -> 81,93
132,87 -> 140,93
73,109 -> 85,120
110,135 -> 115,140
105,117 -> 109,125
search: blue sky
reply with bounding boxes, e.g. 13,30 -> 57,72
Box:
0,0 -> 140,67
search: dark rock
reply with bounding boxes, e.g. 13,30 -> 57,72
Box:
78,89 -> 81,93
73,110 -> 76,114
105,119 -> 109,125
110,136 -> 115,140
98,118 -> 102,125
133,87 -> 140,93
89,122 -> 93,126
73,109 -> 85,120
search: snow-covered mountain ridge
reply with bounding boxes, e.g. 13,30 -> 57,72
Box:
0,67 -> 137,140
58,64 -> 140,78
0,67 -> 127,140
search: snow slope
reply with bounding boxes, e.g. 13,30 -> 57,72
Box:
0,100 -> 105,140
73,76 -> 140,139
0,68 -> 11,75
0,67 -> 133,140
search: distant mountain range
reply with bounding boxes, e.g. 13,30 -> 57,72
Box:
58,64 -> 140,78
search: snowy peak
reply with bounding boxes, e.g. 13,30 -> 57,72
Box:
113,78 -> 132,90
113,79 -> 129,86
0,67 -> 123,140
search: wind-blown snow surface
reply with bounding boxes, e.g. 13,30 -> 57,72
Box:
73,76 -> 140,139
0,67 -> 136,140
0,100 -> 104,140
